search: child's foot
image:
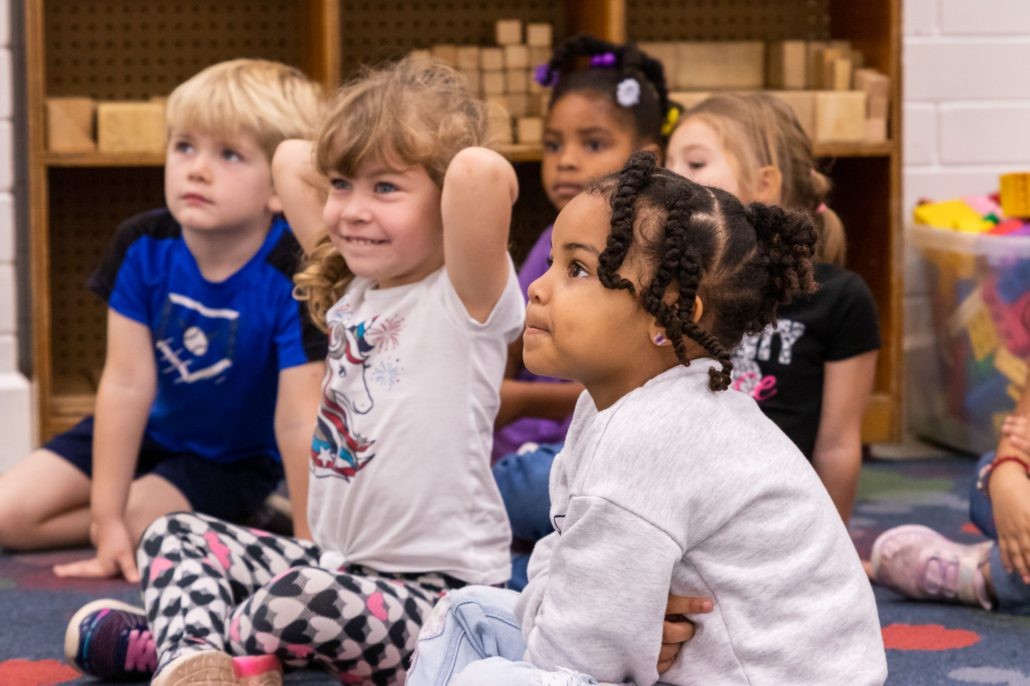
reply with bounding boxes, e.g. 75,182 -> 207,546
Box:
870,524 -> 993,610
152,651 -> 283,686
64,598 -> 156,679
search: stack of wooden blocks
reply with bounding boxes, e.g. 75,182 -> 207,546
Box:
46,97 -> 167,154
625,39 -> 890,144
414,19 -> 554,146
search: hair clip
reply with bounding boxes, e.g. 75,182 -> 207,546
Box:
616,78 -> 640,107
533,63 -> 556,87
589,52 -> 617,69
660,107 -> 680,137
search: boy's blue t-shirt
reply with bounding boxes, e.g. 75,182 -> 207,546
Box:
88,209 -> 327,464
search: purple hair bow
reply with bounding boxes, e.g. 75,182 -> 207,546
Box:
534,63 -> 557,87
589,52 -> 617,68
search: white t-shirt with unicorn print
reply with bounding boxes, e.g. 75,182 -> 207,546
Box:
307,261 -> 524,585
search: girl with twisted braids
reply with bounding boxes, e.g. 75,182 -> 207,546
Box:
493,32 -> 680,592
406,151 -> 887,686
666,93 -> 881,525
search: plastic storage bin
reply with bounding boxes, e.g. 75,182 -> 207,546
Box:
908,225 -> 1029,455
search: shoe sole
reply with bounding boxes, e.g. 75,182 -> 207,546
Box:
64,598 -> 147,672
152,651 -> 283,686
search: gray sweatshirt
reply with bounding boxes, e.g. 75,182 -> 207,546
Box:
515,362 -> 886,686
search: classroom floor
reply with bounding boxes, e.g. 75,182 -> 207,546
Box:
1,452 -> 1027,686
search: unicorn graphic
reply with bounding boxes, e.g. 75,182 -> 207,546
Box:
310,319 -> 378,481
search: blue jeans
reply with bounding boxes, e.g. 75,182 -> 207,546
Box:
969,452 -> 1030,614
493,443 -> 560,591
406,586 -> 601,686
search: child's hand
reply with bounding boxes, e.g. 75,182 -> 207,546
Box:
658,593 -> 714,674
1001,414 -> 1030,454
989,461 -> 1030,583
53,517 -> 140,582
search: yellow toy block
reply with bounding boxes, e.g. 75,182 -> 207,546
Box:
994,346 -> 1029,385
1008,384 -> 1024,403
966,306 -> 1000,361
999,172 -> 1030,218
912,199 -> 993,233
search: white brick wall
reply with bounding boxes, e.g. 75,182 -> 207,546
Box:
902,0 -> 1030,436
0,0 -> 30,468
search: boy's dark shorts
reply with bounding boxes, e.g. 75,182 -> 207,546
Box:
43,416 -> 285,524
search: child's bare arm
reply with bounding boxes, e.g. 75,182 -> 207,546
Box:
274,361 -> 324,540
56,309 -> 156,581
989,377 -> 1030,582
441,147 -> 519,323
272,139 -> 328,255
495,379 -> 584,428
811,350 -> 878,525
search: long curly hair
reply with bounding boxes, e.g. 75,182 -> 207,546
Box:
293,56 -> 488,330
591,151 -> 818,391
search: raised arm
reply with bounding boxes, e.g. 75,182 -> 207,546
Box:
272,139 -> 328,255
441,146 -> 519,323
274,361 -> 324,540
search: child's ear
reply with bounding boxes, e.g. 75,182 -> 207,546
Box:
753,165 -> 783,205
692,295 -> 704,323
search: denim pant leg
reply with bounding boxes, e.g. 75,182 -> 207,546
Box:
969,451 -> 1030,614
407,586 -> 527,686
407,586 -> 601,686
493,443 -> 560,541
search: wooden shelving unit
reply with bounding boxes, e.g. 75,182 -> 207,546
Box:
26,0 -> 902,443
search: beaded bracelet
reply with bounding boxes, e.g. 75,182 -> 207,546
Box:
976,455 -> 1030,497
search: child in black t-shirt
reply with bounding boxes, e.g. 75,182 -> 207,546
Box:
666,92 -> 880,524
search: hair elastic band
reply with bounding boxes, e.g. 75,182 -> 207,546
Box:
661,107 -> 680,137
533,63 -> 556,87
816,203 -> 828,215
589,52 -> 617,68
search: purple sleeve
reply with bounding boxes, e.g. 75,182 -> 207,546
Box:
518,224 -> 554,299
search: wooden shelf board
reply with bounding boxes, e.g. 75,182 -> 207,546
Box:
861,391 -> 897,444
45,151 -> 166,167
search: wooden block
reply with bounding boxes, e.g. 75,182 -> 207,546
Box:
767,90 -> 816,138
431,44 -> 458,66
865,117 -> 887,143
517,117 -> 543,144
868,94 -> 889,119
830,57 -> 852,91
805,41 -> 830,88
525,85 -> 543,115
459,69 -> 481,95
668,91 -> 713,111
817,47 -> 844,89
638,42 -> 678,88
538,91 -> 552,116
813,91 -> 866,143
482,71 -> 506,96
496,19 -> 522,46
675,42 -> 764,90
504,44 -> 529,69
408,49 -> 432,61
526,23 -> 552,47
505,68 -> 528,93
456,46 -> 480,70
854,69 -> 890,98
766,41 -> 806,89
46,97 -> 96,152
529,46 -> 551,67
486,97 -> 513,144
507,93 -> 530,118
97,101 -> 166,153
481,48 -> 504,72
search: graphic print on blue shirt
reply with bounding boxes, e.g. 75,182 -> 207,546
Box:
154,292 -> 239,384
311,318 -> 379,481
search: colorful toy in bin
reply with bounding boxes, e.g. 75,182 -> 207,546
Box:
913,199 -> 994,233
1000,172 -> 1030,218
981,276 -> 1030,357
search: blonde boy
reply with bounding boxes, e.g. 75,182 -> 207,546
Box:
0,60 -> 326,582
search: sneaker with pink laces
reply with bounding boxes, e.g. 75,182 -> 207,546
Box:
870,524 -> 994,610
64,598 -> 157,679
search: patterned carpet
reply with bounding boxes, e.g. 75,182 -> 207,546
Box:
0,454 -> 1026,685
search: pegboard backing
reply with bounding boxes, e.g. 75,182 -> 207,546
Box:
47,167 -> 165,395
45,1 -> 307,99
626,0 -> 830,42
339,1 -> 566,76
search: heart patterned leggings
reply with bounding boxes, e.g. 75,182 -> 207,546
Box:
137,512 -> 463,685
